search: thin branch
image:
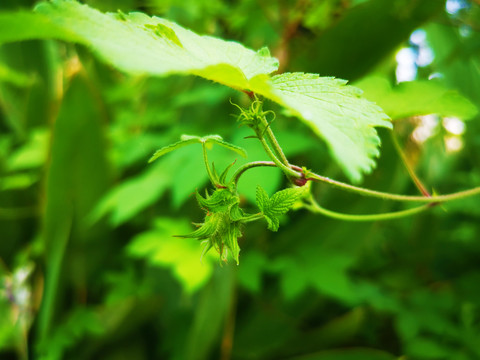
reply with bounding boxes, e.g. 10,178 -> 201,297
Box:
232,161 -> 282,186
202,142 -> 219,187
259,111 -> 290,167
391,131 -> 431,197
306,170 -> 480,203
304,195 -> 432,222
231,160 -> 480,204
256,133 -> 300,179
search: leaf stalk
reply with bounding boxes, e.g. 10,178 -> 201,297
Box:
304,195 -> 432,222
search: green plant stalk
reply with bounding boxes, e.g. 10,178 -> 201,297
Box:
233,101 -> 480,205
304,196 -> 432,221
232,161 -> 480,204
258,111 -> 290,167
202,142 -> 219,186
307,171 -> 480,203
258,137 -> 299,178
241,213 -> 264,223
255,130 -> 300,179
232,161 -> 281,186
266,126 -> 289,166
391,131 -> 431,197
37,214 -> 73,345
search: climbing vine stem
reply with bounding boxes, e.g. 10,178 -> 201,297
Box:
256,134 -> 300,179
232,161 -> 281,187
201,142 -> 218,187
150,99 -> 480,263
306,170 -> 480,203
304,195 -> 432,222
231,161 -> 480,205
256,104 -> 289,167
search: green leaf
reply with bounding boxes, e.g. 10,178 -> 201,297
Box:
256,185 -> 305,231
176,215 -> 219,240
0,62 -> 35,87
205,137 -> 247,158
183,267 -> 235,360
255,185 -> 270,214
7,128 -> 49,171
265,216 -> 280,232
182,134 -> 247,158
286,348 -> 396,360
260,73 -> 392,182
144,23 -> 184,48
38,76 -> 111,345
356,76 -> 479,120
237,251 -> 268,293
270,247 -> 357,302
148,137 -> 200,163
19,1 -> 389,181
219,161 -> 236,184
149,134 -> 246,163
0,174 -> 38,191
34,0 -> 278,91
36,307 -> 104,360
406,337 -> 454,359
5,2 -> 388,181
90,159 -> 172,226
127,218 -> 214,293
268,187 -> 306,216
0,11 -> 75,45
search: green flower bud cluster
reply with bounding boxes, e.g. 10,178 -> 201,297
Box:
177,188 -> 246,264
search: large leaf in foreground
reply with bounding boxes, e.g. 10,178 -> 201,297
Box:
34,0 -> 278,91
6,1 -> 391,181
0,11 -> 76,44
262,73 -> 392,182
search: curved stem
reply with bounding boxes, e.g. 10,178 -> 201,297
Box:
232,161 -> 480,204
391,131 -> 431,197
241,213 -> 264,223
259,112 -> 289,167
256,135 -> 300,179
232,161 -> 278,186
202,143 -> 218,186
305,196 -> 432,222
266,126 -> 289,166
306,170 -> 480,203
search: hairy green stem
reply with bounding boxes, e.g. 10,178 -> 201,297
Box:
256,134 -> 300,179
304,196 -> 432,221
232,161 -> 286,186
231,161 -> 480,204
306,171 -> 480,203
258,111 -> 290,167
202,142 -> 218,186
266,126 -> 289,166
241,213 -> 265,223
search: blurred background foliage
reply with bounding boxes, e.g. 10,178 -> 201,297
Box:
1,0 -> 480,359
